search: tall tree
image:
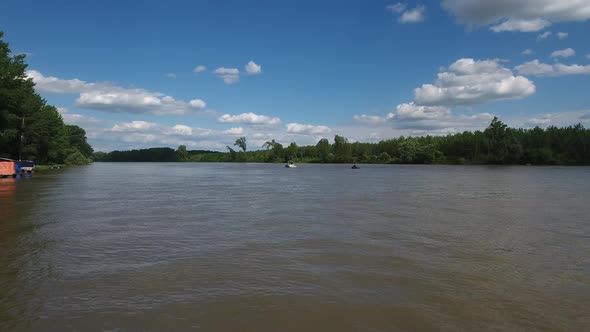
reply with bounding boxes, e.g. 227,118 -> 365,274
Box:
316,138 -> 331,162
484,117 -> 522,164
333,135 -> 352,162
66,125 -> 94,157
271,141 -> 284,162
0,31 -> 39,159
0,31 -> 94,164
226,145 -> 237,161
262,139 -> 276,150
286,142 -> 298,160
234,136 -> 247,152
176,145 -> 188,161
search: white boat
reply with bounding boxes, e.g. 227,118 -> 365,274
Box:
20,160 -> 35,173
285,160 -> 297,168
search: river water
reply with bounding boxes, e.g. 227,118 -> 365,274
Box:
1,163 -> 589,331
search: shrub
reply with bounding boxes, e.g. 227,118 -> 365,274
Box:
64,150 -> 91,165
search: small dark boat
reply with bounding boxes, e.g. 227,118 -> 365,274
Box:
351,164 -> 360,169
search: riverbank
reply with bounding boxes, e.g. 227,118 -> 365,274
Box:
93,159 -> 590,166
35,164 -> 65,171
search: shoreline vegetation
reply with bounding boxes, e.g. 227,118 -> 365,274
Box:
1,32 -> 93,166
35,164 -> 65,171
93,117 -> 590,166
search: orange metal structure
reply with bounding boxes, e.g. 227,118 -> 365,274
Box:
0,161 -> 16,176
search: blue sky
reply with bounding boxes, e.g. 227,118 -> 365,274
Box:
2,0 -> 590,151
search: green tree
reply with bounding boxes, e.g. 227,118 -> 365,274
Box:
0,31 -> 94,164
271,141 -> 284,162
398,139 -> 418,163
25,105 -> 69,163
92,151 -> 108,161
286,142 -> 298,160
66,125 -> 93,157
333,135 -> 352,162
64,150 -> 91,165
378,152 -> 391,162
176,145 -> 188,161
0,31 -> 38,159
484,117 -> 522,164
262,139 -> 276,150
234,136 -> 247,152
316,138 -> 331,162
226,145 -> 237,161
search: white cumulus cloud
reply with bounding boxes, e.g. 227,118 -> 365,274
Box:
387,3 -> 426,24
414,58 -> 535,106
353,113 -> 395,125
193,65 -> 207,73
357,103 -> 493,132
516,111 -> 590,128
355,57 -> 533,133
103,121 -> 232,147
286,123 -> 331,135
222,127 -> 244,135
396,103 -> 452,120
557,31 -> 569,39
26,70 -> 93,93
522,49 -> 533,56
442,0 -> 590,32
189,99 -> 206,109
56,107 -> 104,126
399,5 -> 426,23
214,67 -> 240,84
490,18 -> 550,32
172,125 -> 193,136
112,121 -> 157,132
391,103 -> 455,130
218,112 -> 281,125
515,60 -> 590,76
245,61 -> 262,75
550,48 -> 575,58
26,70 -> 206,115
537,31 -> 552,40
76,89 -> 186,115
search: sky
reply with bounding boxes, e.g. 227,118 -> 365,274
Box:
2,0 -> 590,152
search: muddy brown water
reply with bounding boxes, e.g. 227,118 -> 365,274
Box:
1,163 -> 589,331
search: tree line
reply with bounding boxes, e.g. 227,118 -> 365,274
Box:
93,148 -> 222,162
0,32 -> 93,165
94,117 -> 590,165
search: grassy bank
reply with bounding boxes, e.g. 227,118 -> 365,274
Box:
35,164 -> 65,171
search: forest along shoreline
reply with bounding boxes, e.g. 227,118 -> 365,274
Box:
93,117 -> 590,165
